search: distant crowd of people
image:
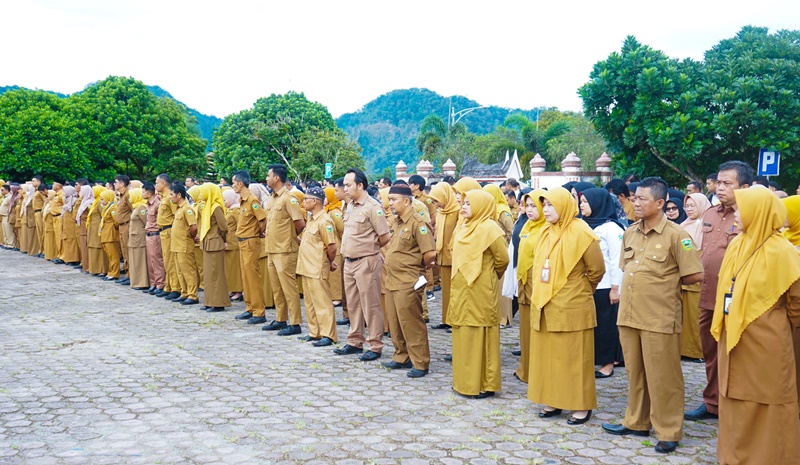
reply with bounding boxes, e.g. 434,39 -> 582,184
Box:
2,162 -> 800,464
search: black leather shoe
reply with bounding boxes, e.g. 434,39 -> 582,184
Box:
312,337 -> 334,347
601,423 -> 650,436
472,391 -> 495,399
595,369 -> 614,379
336,318 -> 350,325
52,258 -> 64,264
262,320 -> 287,331
359,350 -> 381,362
431,323 -> 450,330
444,354 -> 452,362
277,325 -> 301,336
655,441 -> 678,453
200,306 -> 210,311
235,311 -> 252,320
381,360 -> 413,370
247,316 -> 267,325
433,285 -> 441,292
538,408 -> 563,418
181,299 -> 199,305
206,307 -> 225,312
143,286 -> 155,293
407,368 -> 428,378
333,344 -> 363,355
132,287 -> 148,291
230,294 -> 243,302
165,291 -> 181,300
511,350 -> 522,356
117,278 -> 130,285
684,404 -> 717,421
567,410 -> 592,425
297,335 -> 317,342
174,296 -> 187,303
154,289 -> 167,297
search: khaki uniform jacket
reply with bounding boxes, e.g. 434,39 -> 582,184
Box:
171,202 -> 197,254
202,207 -> 228,253
385,208 -> 435,291
265,185 -> 304,254
297,210 -> 335,279
129,205 -> 147,248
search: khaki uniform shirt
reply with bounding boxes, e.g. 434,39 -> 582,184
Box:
99,205 -> 119,243
617,214 -> 704,334
225,207 -> 239,251
415,192 -> 437,221
116,189 -> 132,224
129,205 -> 147,248
699,204 -> 738,310
341,194 -> 390,259
203,207 -> 228,252
412,199 -> 432,226
156,192 -> 176,228
266,185 -> 304,254
385,208 -> 435,291
328,206 -> 344,250
236,189 -> 266,239
50,192 -> 64,218
171,202 -> 197,253
33,191 -> 45,212
145,197 -> 160,233
297,210 -> 335,279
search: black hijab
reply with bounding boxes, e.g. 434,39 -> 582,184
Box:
581,188 -> 627,231
572,182 -> 596,195
511,212 -> 528,268
665,198 -> 687,224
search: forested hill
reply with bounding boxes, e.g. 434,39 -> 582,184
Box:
0,84 -> 221,151
335,88 -> 541,175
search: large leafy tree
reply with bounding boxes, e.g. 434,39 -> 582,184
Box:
293,129 -> 365,181
213,92 -> 355,182
581,27 -> 800,186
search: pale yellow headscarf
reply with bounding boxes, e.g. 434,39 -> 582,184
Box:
87,186 -> 107,224
482,184 -> 511,220
194,183 -> 226,242
531,187 -> 599,310
453,177 -> 481,199
129,188 -> 147,210
782,195 -> 800,246
711,187 -> 800,352
98,190 -> 116,236
129,180 -> 143,189
451,190 -> 505,286
517,190 -> 547,284
428,182 -> 460,257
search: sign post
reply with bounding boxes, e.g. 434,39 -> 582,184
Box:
758,148 -> 780,177
324,163 -> 332,179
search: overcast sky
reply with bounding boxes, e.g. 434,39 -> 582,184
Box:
3,0 -> 799,118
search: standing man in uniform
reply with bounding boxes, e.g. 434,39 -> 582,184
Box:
156,174 -> 181,299
114,175 -> 132,284
296,187 -> 338,347
262,164 -> 306,336
602,177 -> 704,454
169,183 -> 199,305
333,178 -> 350,325
334,168 -> 391,361
31,175 -> 45,258
231,170 -> 268,325
382,184 -> 436,377
685,160 -> 752,422
143,183 -> 166,295
50,179 -> 64,262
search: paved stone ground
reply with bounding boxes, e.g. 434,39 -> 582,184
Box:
0,248 -> 719,465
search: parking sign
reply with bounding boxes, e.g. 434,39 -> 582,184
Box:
324,163 -> 332,178
758,149 -> 780,176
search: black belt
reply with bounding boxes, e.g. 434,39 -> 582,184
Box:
34,209 -> 41,212
237,236 -> 259,242
146,232 -> 160,237
52,213 -> 61,217
346,256 -> 366,262
159,225 -> 172,232
118,221 -> 129,226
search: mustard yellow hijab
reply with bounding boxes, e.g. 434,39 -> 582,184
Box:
324,187 -> 342,213
87,186 -> 107,224
129,188 -> 147,210
482,184 -> 511,220
452,190 -> 505,286
194,183 -> 226,242
98,190 -> 116,235
711,188 -> 800,352
453,177 -> 481,199
782,195 -> 800,246
429,182 -> 460,256
517,190 -> 547,284
531,187 -> 599,310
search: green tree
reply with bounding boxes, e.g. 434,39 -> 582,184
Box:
580,27 -> 800,186
293,129 -> 364,181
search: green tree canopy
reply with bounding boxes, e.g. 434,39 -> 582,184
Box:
580,26 -> 800,186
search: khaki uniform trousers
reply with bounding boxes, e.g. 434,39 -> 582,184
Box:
385,287 -> 430,370
302,276 -> 337,341
119,223 -> 129,272
35,211 -> 44,253
160,229 -> 180,294
619,326 -> 684,442
146,234 -> 166,289
344,253 -> 384,352
1,216 -> 14,248
239,238 -> 265,315
53,216 -> 62,256
268,252 -> 302,325
259,257 -> 275,308
699,308 -> 720,415
102,242 -> 120,278
174,251 -> 198,300
194,246 -> 204,289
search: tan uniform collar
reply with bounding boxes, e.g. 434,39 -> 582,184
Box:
637,213 -> 668,235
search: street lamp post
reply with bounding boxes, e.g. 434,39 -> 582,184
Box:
448,104 -> 489,129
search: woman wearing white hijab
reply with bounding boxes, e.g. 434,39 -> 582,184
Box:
23,183 -> 41,256
59,185 -> 81,265
75,185 -> 95,273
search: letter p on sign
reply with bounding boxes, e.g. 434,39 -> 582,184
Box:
758,148 -> 780,176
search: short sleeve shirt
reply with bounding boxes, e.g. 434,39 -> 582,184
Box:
617,214 -> 704,334
698,204 -> 738,310
145,197 -> 160,232
266,185 -> 304,253
236,189 -> 266,239
297,210 -> 335,279
171,202 -> 197,253
116,189 -> 132,224
157,193 -> 176,228
385,208 -> 435,290
415,192 -> 437,220
341,194 -> 390,258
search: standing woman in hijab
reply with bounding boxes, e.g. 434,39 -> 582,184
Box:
23,184 -> 41,256
76,185 -> 94,273
15,186 -> 27,253
59,186 -> 81,265
98,190 -> 120,281
223,188 -> 243,302
570,182 -> 596,206
86,186 -> 107,276
528,187 -> 605,425
514,190 -> 546,383
710,187 -> 800,465
42,189 -> 57,259
197,183 -> 230,312
579,188 -> 626,378
664,198 -> 687,224
127,188 -> 150,289
450,189 -> 510,398
679,193 -> 712,361
782,195 -> 800,411
428,182 -> 460,330
484,184 -> 514,327
324,187 -> 345,308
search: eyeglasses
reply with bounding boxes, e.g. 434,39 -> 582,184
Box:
665,207 -> 679,212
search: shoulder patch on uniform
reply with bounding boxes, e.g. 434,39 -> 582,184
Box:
376,209 -> 384,216
681,238 -> 693,250
187,209 -> 193,215
141,210 -> 146,215
426,198 -> 432,203
419,226 -> 428,235
334,212 -> 341,218
326,224 -> 333,233
252,203 -> 259,210
290,197 -> 298,204
504,212 -> 511,217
